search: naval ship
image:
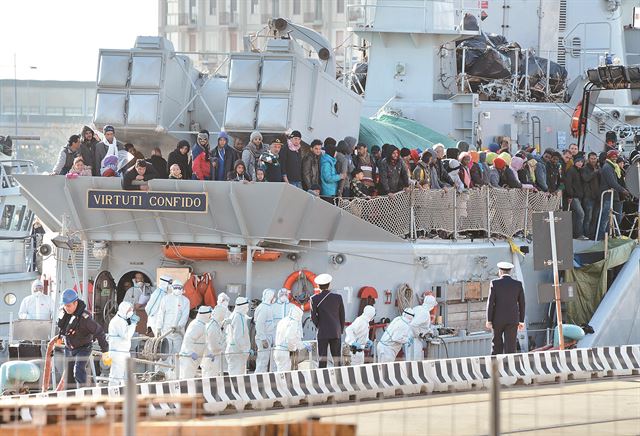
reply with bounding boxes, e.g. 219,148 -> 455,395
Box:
1,0 -> 638,414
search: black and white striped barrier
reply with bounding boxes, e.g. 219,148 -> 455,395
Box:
2,345 -> 639,419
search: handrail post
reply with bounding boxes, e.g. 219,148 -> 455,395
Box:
486,186 -> 491,239
523,189 -> 530,238
453,189 -> 458,240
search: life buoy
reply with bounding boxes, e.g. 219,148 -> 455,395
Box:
570,101 -> 585,138
283,270 -> 318,312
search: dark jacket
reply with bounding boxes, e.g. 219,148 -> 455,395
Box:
379,158 -> 409,194
79,139 -> 101,176
545,161 -> 561,193
168,147 -> 192,180
57,300 -> 108,351
302,152 -> 321,190
470,162 -> 488,186
486,275 -> 525,325
412,161 -> 441,189
564,165 -> 584,199
310,290 -> 345,339
581,163 -> 600,200
121,163 -> 158,190
599,161 -> 627,201
279,145 -> 303,183
499,168 -> 522,189
532,156 -> 548,192
259,150 -> 283,182
352,152 -> 376,187
212,144 -> 236,181
149,155 -> 169,179
435,158 -> 454,187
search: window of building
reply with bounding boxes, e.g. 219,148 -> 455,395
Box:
250,0 -> 258,14
336,30 -> 344,47
337,0 -> 344,14
189,0 -> 197,24
209,0 -> 216,15
272,0 -> 279,17
230,31 -> 238,51
11,205 -> 25,231
314,0 -> 322,20
189,34 -> 196,51
22,210 -> 33,232
1,205 -> 15,231
293,0 -> 300,15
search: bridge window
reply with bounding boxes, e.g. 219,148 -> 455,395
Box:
1,205 -> 15,230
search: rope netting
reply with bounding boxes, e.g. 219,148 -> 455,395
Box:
337,187 -> 562,239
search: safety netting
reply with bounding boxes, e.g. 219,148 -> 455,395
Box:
336,187 -> 562,239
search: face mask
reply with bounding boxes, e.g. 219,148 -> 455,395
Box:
279,295 -> 289,303
34,290 -> 43,295
172,287 -> 183,296
126,310 -> 133,319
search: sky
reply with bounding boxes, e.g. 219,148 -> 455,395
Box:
0,0 -> 158,82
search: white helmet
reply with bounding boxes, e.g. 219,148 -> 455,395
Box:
31,279 -> 44,294
170,279 -> 184,296
117,301 -> 134,319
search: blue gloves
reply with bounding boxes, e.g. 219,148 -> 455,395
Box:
303,343 -> 313,352
130,314 -> 140,324
407,336 -> 414,346
190,352 -> 198,361
352,341 -> 360,348
249,349 -> 256,357
366,340 -> 374,349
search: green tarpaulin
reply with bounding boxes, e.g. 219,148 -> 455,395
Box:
566,239 -> 637,326
358,114 -> 458,150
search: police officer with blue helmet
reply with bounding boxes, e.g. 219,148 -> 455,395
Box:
57,289 -> 109,388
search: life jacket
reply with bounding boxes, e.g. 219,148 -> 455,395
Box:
198,272 -> 217,308
184,273 -> 203,310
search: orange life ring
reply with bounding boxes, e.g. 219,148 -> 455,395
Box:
283,270 -> 318,312
570,101 -> 585,138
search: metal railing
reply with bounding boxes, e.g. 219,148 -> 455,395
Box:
336,186 -> 562,239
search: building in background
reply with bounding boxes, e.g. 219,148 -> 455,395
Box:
0,80 -> 95,171
158,0 -> 366,74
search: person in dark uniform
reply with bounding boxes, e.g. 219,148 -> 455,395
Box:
485,262 -> 525,355
57,289 -> 109,388
311,273 -> 345,368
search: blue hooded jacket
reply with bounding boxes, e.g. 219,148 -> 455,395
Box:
320,153 -> 342,196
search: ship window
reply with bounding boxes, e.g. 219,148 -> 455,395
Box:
22,210 -> 33,231
12,205 -> 26,231
1,205 -> 15,230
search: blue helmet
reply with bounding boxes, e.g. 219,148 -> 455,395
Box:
62,289 -> 79,305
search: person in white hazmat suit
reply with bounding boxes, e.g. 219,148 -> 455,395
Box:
408,295 -> 438,360
344,305 -> 376,365
144,275 -> 172,335
272,305 -> 311,372
155,279 -> 190,377
178,306 -> 212,378
273,288 -> 292,327
201,303 -> 227,377
253,289 -> 276,373
225,296 -> 252,375
19,279 -> 54,320
213,292 -> 231,323
376,308 -> 415,363
108,301 -> 139,385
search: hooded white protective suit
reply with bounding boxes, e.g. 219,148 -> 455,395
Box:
145,275 -> 172,334
179,306 -> 212,378
212,292 -> 231,325
344,305 -> 376,365
18,280 -> 54,320
253,289 -> 276,373
376,309 -> 415,363
201,304 -> 227,377
225,297 -> 251,375
273,288 -> 292,327
108,301 -> 137,385
156,280 -> 190,377
273,305 -> 307,372
408,295 -> 438,360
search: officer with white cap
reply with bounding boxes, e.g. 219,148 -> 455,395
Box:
376,308 -> 415,363
273,305 -> 311,371
178,306 -> 212,378
253,289 -> 276,373
310,273 -> 345,368
145,275 -> 173,335
344,305 -> 376,365
408,295 -> 438,360
19,279 -> 54,320
156,279 -> 190,376
225,296 -> 251,375
108,301 -> 139,385
486,261 -> 525,355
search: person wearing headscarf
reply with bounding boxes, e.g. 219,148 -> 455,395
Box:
412,150 -> 441,190
212,131 -> 234,181
458,152 -> 473,188
445,159 -> 466,192
192,130 -> 213,180
227,159 -> 252,181
168,140 -> 192,180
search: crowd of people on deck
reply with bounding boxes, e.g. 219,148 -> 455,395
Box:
52,125 -> 639,241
